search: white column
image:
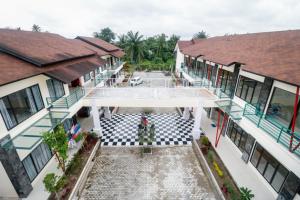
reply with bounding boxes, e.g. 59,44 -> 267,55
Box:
182,107 -> 190,120
91,100 -> 102,137
104,107 -> 112,119
192,104 -> 203,139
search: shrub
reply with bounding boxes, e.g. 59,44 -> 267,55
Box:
240,187 -> 254,200
201,136 -> 209,146
213,161 -> 224,178
43,173 -> 66,199
207,150 -> 214,163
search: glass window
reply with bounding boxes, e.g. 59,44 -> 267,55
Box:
22,143 -> 52,182
279,172 -> 300,200
46,79 -> 65,98
0,85 -> 44,130
235,76 -> 262,105
251,143 -> 263,167
257,152 -> 268,174
263,152 -> 278,182
84,73 -> 91,82
266,87 -> 298,129
271,165 -> 289,192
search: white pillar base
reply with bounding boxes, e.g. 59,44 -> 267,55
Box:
104,107 -> 112,119
91,100 -> 102,137
93,128 -> 102,138
182,107 -> 190,120
192,129 -> 201,140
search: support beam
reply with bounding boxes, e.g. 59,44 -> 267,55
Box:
192,104 -> 203,139
215,114 -> 228,147
91,100 -> 102,137
182,107 -> 190,120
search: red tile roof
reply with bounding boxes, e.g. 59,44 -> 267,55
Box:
179,30 -> 300,86
0,29 -> 95,66
76,36 -> 125,58
73,39 -> 109,56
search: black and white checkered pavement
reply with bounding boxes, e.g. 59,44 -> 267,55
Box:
100,113 -> 194,146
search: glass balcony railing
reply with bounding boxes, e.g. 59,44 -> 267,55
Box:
108,61 -> 123,71
46,87 -> 85,109
243,103 -> 300,157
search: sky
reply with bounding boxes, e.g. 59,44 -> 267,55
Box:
1,0 -> 300,40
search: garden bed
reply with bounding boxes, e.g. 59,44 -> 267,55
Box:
48,134 -> 99,200
196,137 -> 241,200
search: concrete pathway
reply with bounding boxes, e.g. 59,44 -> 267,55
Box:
80,146 -> 217,200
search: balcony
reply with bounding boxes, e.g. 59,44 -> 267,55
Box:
243,103 -> 300,157
46,87 -> 85,109
108,61 -> 123,71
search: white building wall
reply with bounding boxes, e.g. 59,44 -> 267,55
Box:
175,45 -> 184,74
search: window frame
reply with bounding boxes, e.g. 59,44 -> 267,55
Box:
0,84 -> 45,130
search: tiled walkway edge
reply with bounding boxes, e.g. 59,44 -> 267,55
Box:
192,139 -> 225,200
68,140 -> 101,200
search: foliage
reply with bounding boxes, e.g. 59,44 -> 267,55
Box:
200,136 -> 209,146
193,30 -> 209,39
66,153 -> 83,175
32,24 -> 41,32
240,187 -> 255,200
94,27 -> 116,42
74,133 -> 83,143
213,161 -> 224,178
43,124 -> 68,172
43,173 -> 66,198
207,150 -> 214,163
125,31 -> 144,65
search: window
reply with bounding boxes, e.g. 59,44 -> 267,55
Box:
218,70 -> 234,96
250,143 -> 289,192
278,172 -> 300,200
227,120 -> 255,154
235,76 -> 263,105
266,87 -> 300,132
0,85 -> 44,130
84,73 -> 91,82
22,143 -> 52,182
46,79 -> 65,98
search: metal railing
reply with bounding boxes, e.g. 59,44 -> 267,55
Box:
243,103 -> 300,156
46,87 -> 85,109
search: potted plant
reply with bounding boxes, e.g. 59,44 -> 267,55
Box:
240,187 -> 254,200
200,136 -> 210,154
43,173 -> 66,200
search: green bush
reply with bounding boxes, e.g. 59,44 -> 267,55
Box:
207,150 -> 214,163
201,136 -> 209,146
240,187 -> 254,200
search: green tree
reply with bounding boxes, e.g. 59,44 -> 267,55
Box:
126,31 -> 144,65
240,187 -> 255,200
32,24 -> 41,32
168,34 -> 180,51
43,173 -> 66,199
155,34 -> 167,59
117,34 -> 128,49
193,30 -> 209,39
93,27 -> 116,42
43,124 -> 68,172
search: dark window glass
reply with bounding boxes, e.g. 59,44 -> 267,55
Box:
46,79 -> 65,98
263,152 -> 278,182
271,165 -> 289,192
235,76 -> 262,105
0,85 -> 44,130
84,73 -> 91,82
22,143 -> 52,182
279,172 -> 300,200
251,143 -> 263,167
257,152 -> 268,174
266,87 -> 299,131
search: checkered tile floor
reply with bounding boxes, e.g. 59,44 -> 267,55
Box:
101,113 -> 194,146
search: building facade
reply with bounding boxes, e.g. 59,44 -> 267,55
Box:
0,29 -> 125,198
175,30 -> 300,200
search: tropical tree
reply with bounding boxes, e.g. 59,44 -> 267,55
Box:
193,30 -> 209,39
155,34 -> 167,59
43,124 -> 68,172
93,27 -> 115,42
117,34 -> 128,49
126,31 -> 144,65
168,34 -> 180,51
32,24 -> 41,32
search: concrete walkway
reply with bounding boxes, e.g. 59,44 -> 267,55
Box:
80,146 -> 217,200
201,113 -> 277,200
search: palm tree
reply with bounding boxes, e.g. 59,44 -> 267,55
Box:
32,24 -> 41,32
125,31 -> 144,65
155,34 -> 167,58
117,34 -> 128,49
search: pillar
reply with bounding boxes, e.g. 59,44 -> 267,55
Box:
104,107 -> 112,119
182,107 -> 190,120
192,104 -> 203,139
91,101 -> 102,137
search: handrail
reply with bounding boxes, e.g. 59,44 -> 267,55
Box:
46,87 -> 85,108
243,103 -> 300,156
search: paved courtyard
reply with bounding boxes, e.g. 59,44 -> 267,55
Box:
80,146 -> 217,200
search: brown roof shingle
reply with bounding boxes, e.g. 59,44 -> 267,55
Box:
179,30 -> 300,86
0,29 -> 95,66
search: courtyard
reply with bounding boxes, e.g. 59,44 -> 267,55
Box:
80,146 -> 217,200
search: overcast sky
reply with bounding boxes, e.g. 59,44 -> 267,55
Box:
1,0 -> 300,39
